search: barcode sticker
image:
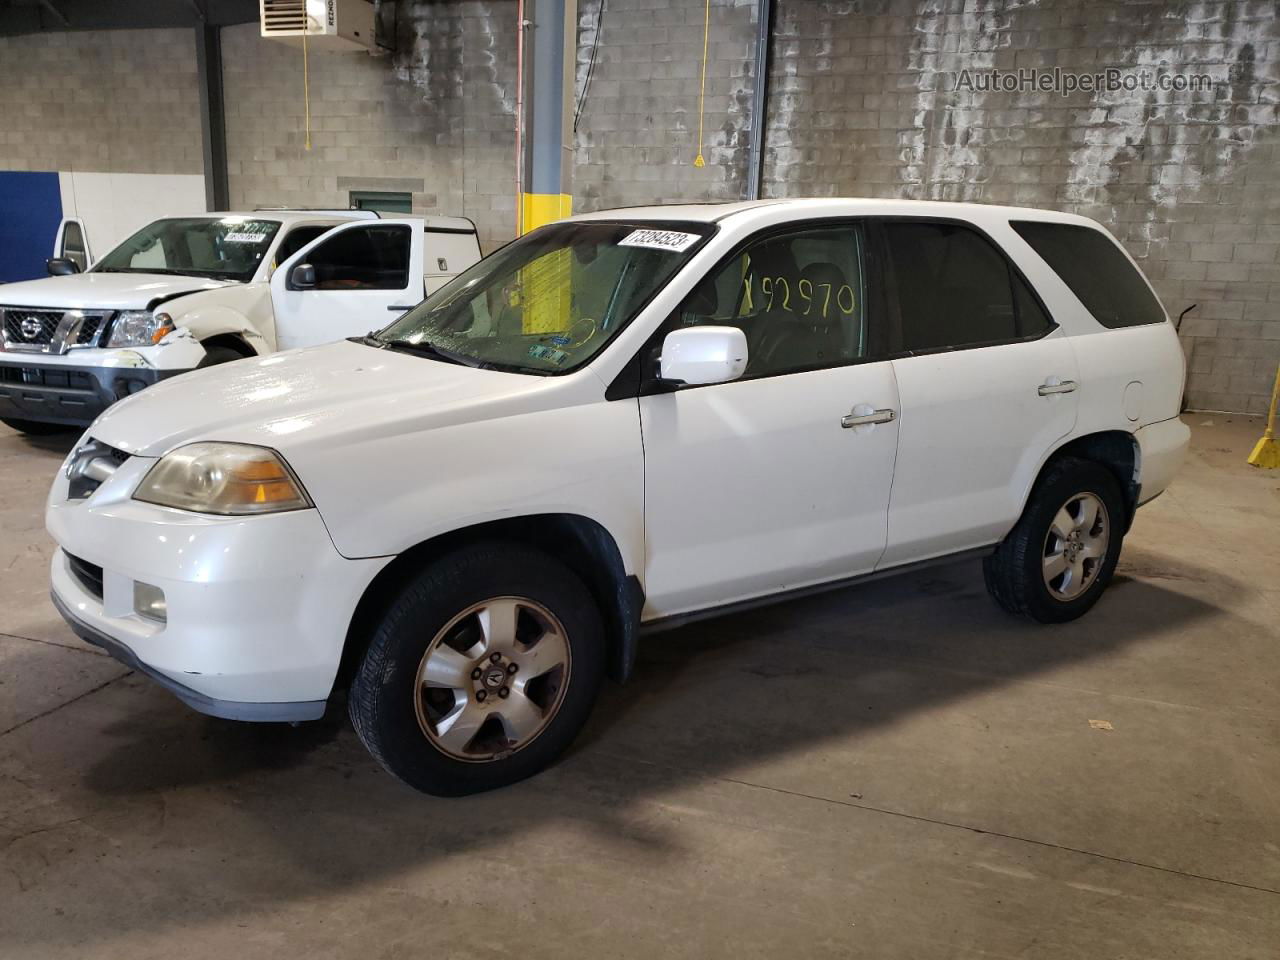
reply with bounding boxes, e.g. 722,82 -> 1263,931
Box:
224,231 -> 270,244
618,229 -> 701,253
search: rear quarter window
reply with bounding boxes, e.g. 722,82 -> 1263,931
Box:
1010,221 -> 1166,328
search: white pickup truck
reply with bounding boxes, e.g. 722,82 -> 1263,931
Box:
0,209 -> 480,433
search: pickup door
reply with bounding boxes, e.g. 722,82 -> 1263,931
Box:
270,219 -> 425,351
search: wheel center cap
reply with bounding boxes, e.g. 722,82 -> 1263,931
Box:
484,667 -> 506,688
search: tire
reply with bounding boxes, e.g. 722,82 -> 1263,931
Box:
984,456 -> 1125,624
1,417 -> 75,435
197,345 -> 248,368
349,542 -> 605,796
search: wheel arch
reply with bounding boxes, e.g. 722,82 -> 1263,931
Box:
334,513 -> 644,694
199,332 -> 261,358
1034,430 -> 1140,531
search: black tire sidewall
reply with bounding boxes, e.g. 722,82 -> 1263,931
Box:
196,345 -> 246,368
350,542 -> 604,796
1015,459 -> 1125,623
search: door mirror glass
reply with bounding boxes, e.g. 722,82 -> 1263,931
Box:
47,257 -> 79,276
290,262 -> 317,290
659,326 -> 748,385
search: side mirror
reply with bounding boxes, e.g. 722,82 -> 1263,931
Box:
47,258 -> 79,276
659,326 -> 748,386
289,262 -> 317,290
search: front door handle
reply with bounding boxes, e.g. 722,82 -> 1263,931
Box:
1038,380 -> 1078,396
842,407 -> 896,428
387,305 -> 417,311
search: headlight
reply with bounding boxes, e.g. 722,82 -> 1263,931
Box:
108,311 -> 174,347
133,442 -> 312,515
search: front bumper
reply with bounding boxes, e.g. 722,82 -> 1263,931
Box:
0,355 -> 184,426
46,450 -> 390,720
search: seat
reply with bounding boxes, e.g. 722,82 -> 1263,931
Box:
754,261 -> 849,375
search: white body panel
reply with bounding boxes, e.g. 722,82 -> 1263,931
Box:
640,362 -> 900,617
269,219 -> 426,351
880,336 -> 1079,567
45,198 -> 1191,715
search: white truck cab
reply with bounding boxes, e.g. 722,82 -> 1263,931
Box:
0,209 -> 480,432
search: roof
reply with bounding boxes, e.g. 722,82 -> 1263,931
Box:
568,197 -> 1097,228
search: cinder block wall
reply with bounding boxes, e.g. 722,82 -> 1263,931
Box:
3,2 -> 1276,411
756,0 -> 1280,416
574,0 -> 1279,414
221,2 -> 519,253
0,29 -> 202,175
572,0 -> 759,209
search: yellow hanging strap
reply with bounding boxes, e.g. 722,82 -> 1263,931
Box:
1247,362 -> 1280,468
693,0 -> 710,168
302,24 -> 312,151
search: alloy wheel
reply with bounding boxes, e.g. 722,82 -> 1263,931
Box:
414,596 -> 571,761
1042,492 -> 1109,601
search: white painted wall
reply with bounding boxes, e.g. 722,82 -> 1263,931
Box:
58,172 -> 206,264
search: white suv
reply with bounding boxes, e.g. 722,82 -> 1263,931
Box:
45,199 -> 1190,795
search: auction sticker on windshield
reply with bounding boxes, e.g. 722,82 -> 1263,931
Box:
618,229 -> 701,253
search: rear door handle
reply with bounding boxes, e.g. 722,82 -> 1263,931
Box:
842,407 -> 896,428
1038,380 -> 1078,396
387,305 -> 417,311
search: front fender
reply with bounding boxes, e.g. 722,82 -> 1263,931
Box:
162,286 -> 272,354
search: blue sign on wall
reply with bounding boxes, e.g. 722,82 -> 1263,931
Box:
0,171 -> 63,284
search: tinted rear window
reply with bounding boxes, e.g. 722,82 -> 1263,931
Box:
1011,221 -> 1165,328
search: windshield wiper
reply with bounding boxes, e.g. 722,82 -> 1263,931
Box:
378,337 -> 481,367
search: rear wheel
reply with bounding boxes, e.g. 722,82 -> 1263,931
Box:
984,457 -> 1125,623
349,542 -> 604,795
1,417 -> 75,435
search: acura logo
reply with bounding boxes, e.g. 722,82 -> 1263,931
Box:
20,316 -> 41,340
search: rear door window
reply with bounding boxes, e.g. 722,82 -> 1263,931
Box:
883,220 -> 1053,353
1010,221 -> 1165,328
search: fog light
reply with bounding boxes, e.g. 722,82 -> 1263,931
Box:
133,581 -> 167,622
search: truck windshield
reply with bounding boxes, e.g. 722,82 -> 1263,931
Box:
94,217 -> 282,282
374,220 -> 713,374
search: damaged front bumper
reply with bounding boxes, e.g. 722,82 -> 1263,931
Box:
0,339 -> 205,427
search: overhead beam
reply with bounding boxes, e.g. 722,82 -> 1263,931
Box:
194,22 -> 230,211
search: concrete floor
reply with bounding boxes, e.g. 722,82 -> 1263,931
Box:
1,416 -> 1278,959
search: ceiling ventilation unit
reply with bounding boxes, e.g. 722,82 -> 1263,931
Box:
260,0 -> 377,52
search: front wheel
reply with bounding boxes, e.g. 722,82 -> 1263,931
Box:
984,457 -> 1125,623
349,542 -> 604,796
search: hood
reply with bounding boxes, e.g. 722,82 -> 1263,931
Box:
90,339 -> 566,458
0,272 -> 230,310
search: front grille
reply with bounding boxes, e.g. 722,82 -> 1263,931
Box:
66,553 -> 104,600
76,314 -> 103,344
0,366 -> 94,390
2,308 -> 61,346
0,307 -> 112,352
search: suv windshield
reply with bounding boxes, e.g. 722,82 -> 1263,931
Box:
374,220 -> 712,374
94,217 -> 282,282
